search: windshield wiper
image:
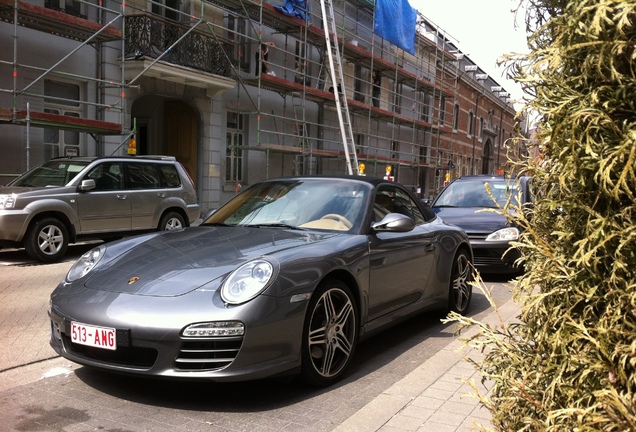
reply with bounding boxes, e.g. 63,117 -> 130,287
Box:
245,223 -> 304,230
434,205 -> 458,208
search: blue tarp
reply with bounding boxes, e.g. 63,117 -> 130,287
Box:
373,0 -> 417,55
275,0 -> 309,21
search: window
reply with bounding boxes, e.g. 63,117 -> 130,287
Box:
391,141 -> 400,160
439,96 -> 446,125
392,81 -> 402,114
43,79 -> 82,158
158,164 -> 181,188
452,103 -> 460,131
419,145 -> 428,165
128,163 -> 161,189
86,162 -> 125,191
45,0 -> 83,17
353,64 -> 364,102
355,133 -> 365,154
227,15 -> 249,72
419,92 -> 431,122
479,117 -> 484,141
294,41 -> 311,86
373,186 -> 427,224
467,110 -> 474,137
226,112 -> 245,183
152,0 -> 179,21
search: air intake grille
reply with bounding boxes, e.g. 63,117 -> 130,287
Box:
175,338 -> 243,371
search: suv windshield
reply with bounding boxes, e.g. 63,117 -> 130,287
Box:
433,179 -> 520,208
10,160 -> 89,187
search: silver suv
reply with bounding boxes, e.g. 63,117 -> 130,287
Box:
0,156 -> 200,262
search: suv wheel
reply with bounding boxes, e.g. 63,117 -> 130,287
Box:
159,212 -> 185,231
25,217 -> 69,262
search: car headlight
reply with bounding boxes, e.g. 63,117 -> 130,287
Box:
221,258 -> 277,305
0,194 -> 16,209
66,245 -> 106,282
485,227 -> 519,242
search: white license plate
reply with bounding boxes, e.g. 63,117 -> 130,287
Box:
71,321 -> 116,351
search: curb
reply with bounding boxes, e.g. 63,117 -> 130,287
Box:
334,297 -> 520,431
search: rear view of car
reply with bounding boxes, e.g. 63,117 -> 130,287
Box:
430,175 -> 531,274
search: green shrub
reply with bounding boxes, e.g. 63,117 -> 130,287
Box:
449,1 -> 636,430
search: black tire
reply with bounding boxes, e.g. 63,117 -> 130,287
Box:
159,211 -> 185,231
448,250 -> 473,315
24,217 -> 69,263
300,279 -> 358,386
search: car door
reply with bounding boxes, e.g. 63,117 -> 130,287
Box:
367,185 -> 437,321
76,162 -> 131,233
126,162 -> 166,230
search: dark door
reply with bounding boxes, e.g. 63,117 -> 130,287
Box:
165,100 -> 197,183
367,186 -> 437,321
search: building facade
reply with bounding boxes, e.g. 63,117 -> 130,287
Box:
0,0 -> 520,210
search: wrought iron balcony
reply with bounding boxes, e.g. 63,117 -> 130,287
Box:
125,15 -> 231,77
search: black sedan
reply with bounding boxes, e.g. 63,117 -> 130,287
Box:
430,175 -> 531,274
49,176 -> 473,386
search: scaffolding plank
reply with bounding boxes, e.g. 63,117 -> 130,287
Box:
0,108 -> 123,134
0,0 -> 121,42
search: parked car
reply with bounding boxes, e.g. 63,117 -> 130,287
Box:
0,156 -> 200,262
429,175 -> 532,274
49,176 -> 473,386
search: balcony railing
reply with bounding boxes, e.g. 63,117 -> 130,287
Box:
125,15 -> 231,77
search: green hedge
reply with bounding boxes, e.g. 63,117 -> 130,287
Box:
449,1 -> 636,430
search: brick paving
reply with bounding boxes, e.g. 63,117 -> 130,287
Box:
0,246 -> 518,431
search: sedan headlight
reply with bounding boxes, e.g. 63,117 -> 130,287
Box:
66,245 -> 106,282
221,259 -> 277,304
485,227 -> 519,242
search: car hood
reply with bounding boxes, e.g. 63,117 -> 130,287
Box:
433,207 -> 511,235
84,226 -> 337,296
0,185 -> 69,195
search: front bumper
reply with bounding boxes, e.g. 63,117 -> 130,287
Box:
0,209 -> 31,243
49,286 -> 308,381
470,239 -> 522,274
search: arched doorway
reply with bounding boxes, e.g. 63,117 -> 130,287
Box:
482,139 -> 493,174
131,97 -> 199,182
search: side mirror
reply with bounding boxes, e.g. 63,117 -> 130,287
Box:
79,179 -> 96,191
371,213 -> 415,233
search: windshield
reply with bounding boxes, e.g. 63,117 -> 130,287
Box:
205,179 -> 369,232
10,160 -> 89,187
433,179 -> 521,208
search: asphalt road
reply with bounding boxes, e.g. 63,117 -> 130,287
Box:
0,243 -> 514,432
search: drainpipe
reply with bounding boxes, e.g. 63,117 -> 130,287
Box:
471,92 -> 482,175
471,75 -> 487,175
497,107 -> 504,173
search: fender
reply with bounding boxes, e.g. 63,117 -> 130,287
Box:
18,197 -> 80,241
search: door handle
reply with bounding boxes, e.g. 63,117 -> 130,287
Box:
116,194 -> 128,200
157,192 -> 166,198
425,244 -> 435,252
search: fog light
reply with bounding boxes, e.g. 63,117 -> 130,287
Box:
182,321 -> 244,337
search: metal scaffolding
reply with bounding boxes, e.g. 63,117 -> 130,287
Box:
0,0 -> 461,190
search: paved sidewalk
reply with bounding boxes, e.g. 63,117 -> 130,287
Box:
335,298 -> 519,432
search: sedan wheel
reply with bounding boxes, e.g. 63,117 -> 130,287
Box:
448,250 -> 473,315
300,280 -> 358,386
24,217 -> 69,262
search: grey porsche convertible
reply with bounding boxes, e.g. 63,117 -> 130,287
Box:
49,176 -> 473,386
